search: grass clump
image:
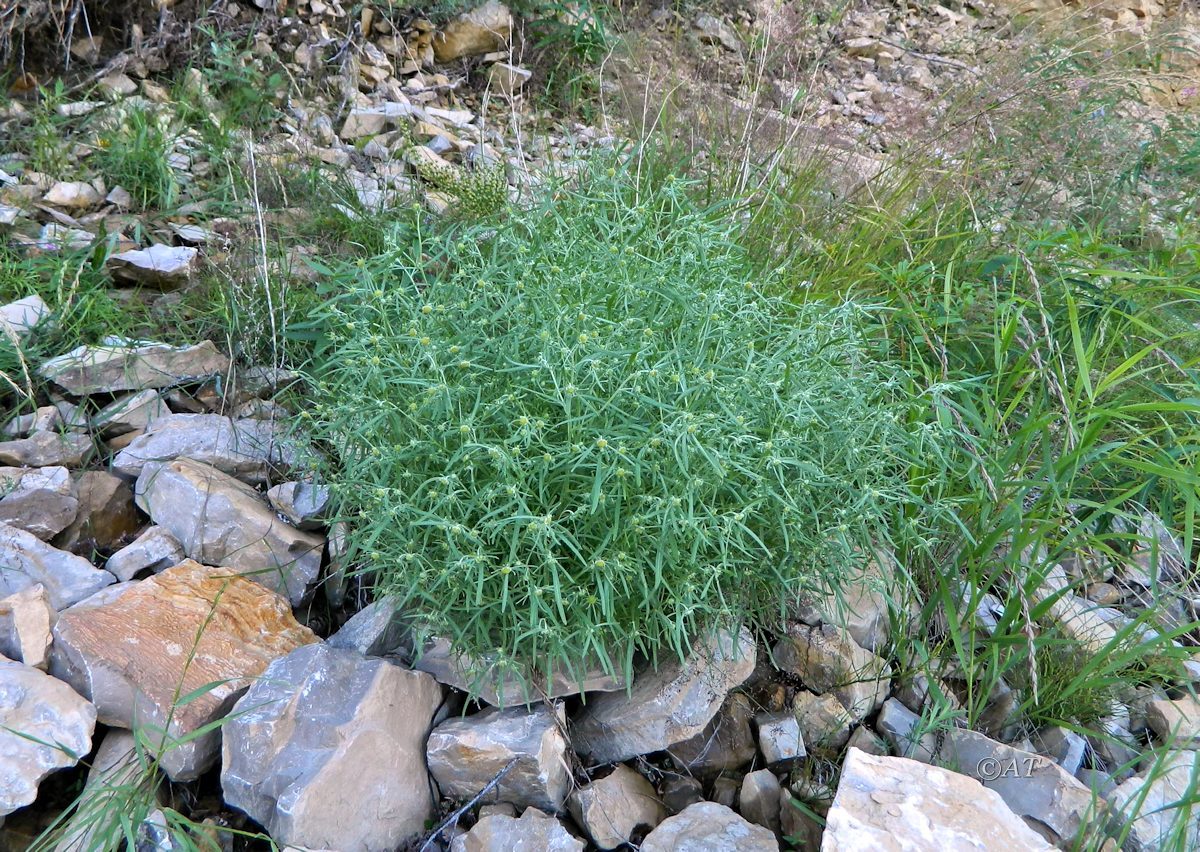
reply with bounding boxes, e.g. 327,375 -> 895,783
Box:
299,163 -> 930,684
91,107 -> 180,210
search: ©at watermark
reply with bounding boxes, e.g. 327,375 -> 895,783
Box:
976,756 -> 1039,781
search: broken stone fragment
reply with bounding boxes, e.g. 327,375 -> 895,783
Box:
53,470 -> 141,555
670,692 -> 757,778
43,180 -> 102,210
39,340 -> 231,396
572,627 -> 756,765
0,657 -> 97,817
427,702 -> 570,812
756,707 -> 808,764
738,769 -> 782,834
49,560 -> 317,781
91,389 -> 168,437
0,294 -> 50,337
222,643 -> 443,852
0,430 -> 93,467
432,0 -> 513,62
107,244 -> 198,289
0,584 -> 55,668
1106,750 -> 1200,850
487,62 -> 532,96
450,808 -> 584,851
639,801 -> 778,851
1146,696 -> 1200,748
0,521 -> 115,609
771,622 -> 891,723
327,596 -> 409,657
790,690 -> 850,753
267,481 -> 331,529
568,764 -> 667,849
114,414 -> 298,484
105,525 -> 186,582
0,465 -> 78,539
135,459 -> 325,605
823,748 -> 1055,850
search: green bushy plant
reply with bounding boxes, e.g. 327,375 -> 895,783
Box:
298,164 -> 931,684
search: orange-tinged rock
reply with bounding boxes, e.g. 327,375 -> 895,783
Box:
50,560 -> 318,781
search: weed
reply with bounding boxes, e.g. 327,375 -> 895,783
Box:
91,107 -> 179,210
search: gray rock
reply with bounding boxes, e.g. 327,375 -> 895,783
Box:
739,769 -> 781,834
710,776 -> 739,809
693,13 -> 742,53
427,702 -> 570,812
790,690 -> 849,753
0,584 -> 55,668
846,725 -> 888,756
432,0 -> 513,63
0,431 -> 93,467
39,341 -> 231,395
43,181 -> 102,210
327,597 -> 409,657
640,802 -> 778,851
1033,725 -> 1088,775
0,295 -> 50,337
3,405 -> 62,438
91,390 -> 168,437
267,481 -> 330,530
823,748 -> 1054,850
450,808 -> 583,851
572,627 -> 756,764
0,465 -> 78,539
797,548 -> 902,653
670,692 -> 757,779
0,657 -> 96,816
487,63 -> 532,96
660,776 -> 704,814
135,459 -> 324,605
1107,750 -> 1200,850
104,526 -> 185,581
756,709 -> 807,764
55,729 -> 156,851
415,635 -> 625,707
568,764 -> 666,849
1146,696 -> 1200,748
107,245 -> 198,289
222,644 -> 443,852
771,623 -> 890,723
0,521 -> 115,609
114,414 -> 297,484
876,697 -> 938,762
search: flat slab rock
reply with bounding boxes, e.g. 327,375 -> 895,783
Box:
222,643 -> 443,852
0,521 -> 115,609
451,808 -> 584,851
821,748 -> 1054,851
640,802 -> 778,851
0,465 -> 78,539
38,341 -> 231,395
571,627 -> 756,765
49,559 -> 317,780
135,458 -> 324,605
0,657 -> 97,816
772,622 -> 891,723
114,414 -> 298,483
568,764 -> 667,849
0,430 -> 93,468
0,584 -> 56,668
107,244 -> 198,289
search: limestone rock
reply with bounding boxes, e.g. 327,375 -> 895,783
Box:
135,459 -> 324,605
772,623 -> 891,723
756,708 -> 808,764
0,295 -> 50,337
670,692 -> 757,778
39,341 -> 231,396
572,627 -> 756,764
415,635 -> 624,707
107,245 -> 198,289
44,181 -> 102,210
739,769 -> 782,834
568,764 -> 666,849
640,802 -> 778,851
1107,750 -> 1200,850
427,703 -> 570,811
49,560 -> 317,780
0,521 -> 115,609
0,584 -> 55,668
801,548 -> 902,652
0,430 -> 93,467
693,13 -> 742,53
433,0 -> 513,62
222,644 -> 442,852
0,465 -> 78,539
114,414 -> 297,484
267,481 -> 330,530
1033,725 -> 1088,775
822,748 -> 1055,850
105,526 -> 186,581
0,657 -> 96,816
3,405 -> 61,438
487,63 -> 532,96
876,698 -> 938,762
53,470 -> 140,554
450,808 -> 584,851
91,390 -> 168,437
791,690 -> 851,752
327,597 -> 409,657
1146,696 -> 1200,747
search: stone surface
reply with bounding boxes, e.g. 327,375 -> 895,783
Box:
1146,696 -> 1200,747
450,808 -> 584,852
739,769 -> 782,834
0,430 -> 93,467
91,389 -> 168,437
801,549 -> 902,652
107,244 -> 198,289
1107,750 -> 1200,851
55,729 -> 156,851
135,459 -> 324,605
487,62 -> 532,96
846,725 -> 888,756
572,627 -> 756,764
53,470 -> 140,554
433,0 -> 512,62
822,748 -> 1055,850
105,525 -> 186,581
790,690 -> 850,753
670,692 -> 757,779
114,414 -> 297,483
640,802 -> 778,851
568,764 -> 667,849
427,702 -> 570,811
327,596 -> 408,656
267,481 -> 330,530
773,623 -> 891,723
0,295 -> 51,337
876,697 -> 938,762
0,584 -> 55,668
0,465 -> 78,539
44,180 -> 101,209
0,657 -> 96,816
1033,725 -> 1088,775
660,775 -> 704,814
415,634 -> 625,707
39,341 -> 231,396
757,708 -> 808,763
49,560 -> 317,780
0,521 -> 115,609
3,405 -> 62,438
222,643 -> 443,852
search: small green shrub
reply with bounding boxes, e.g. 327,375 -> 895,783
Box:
91,107 -> 179,210
299,164 -> 929,683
